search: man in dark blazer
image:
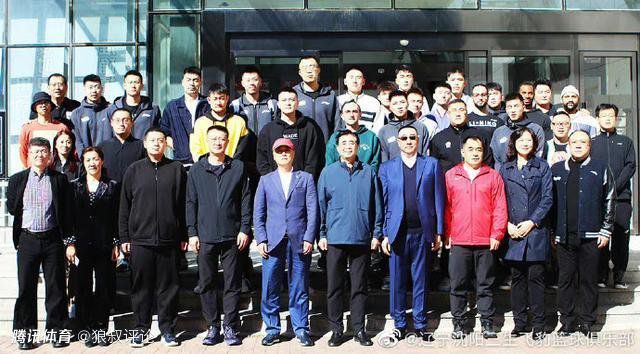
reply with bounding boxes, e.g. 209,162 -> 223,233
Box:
378,126 -> 446,341
7,137 -> 72,350
253,138 -> 318,347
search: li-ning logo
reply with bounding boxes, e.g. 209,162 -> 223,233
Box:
590,170 -> 598,176
445,141 -> 452,149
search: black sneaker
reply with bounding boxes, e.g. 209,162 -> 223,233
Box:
296,331 -> 314,346
510,327 -> 526,338
557,325 -> 576,337
393,327 -> 406,341
130,333 -> 145,348
451,322 -> 465,339
578,324 -> 596,338
328,331 -> 343,347
223,326 -> 241,346
482,323 -> 497,339
416,328 -> 435,342
261,333 -> 280,346
162,332 -> 179,347
531,328 -> 545,341
202,326 -> 221,346
353,330 -> 373,346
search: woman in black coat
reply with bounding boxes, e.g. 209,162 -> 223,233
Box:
51,130 -> 80,181
64,147 -> 119,347
499,127 -> 553,341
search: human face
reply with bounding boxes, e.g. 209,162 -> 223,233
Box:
534,84 -> 552,106
48,76 -> 67,100
447,72 -> 466,96
207,92 -> 229,115
519,84 -> 534,108
298,58 -> 320,84
569,131 -> 591,160
562,93 -> 580,113
111,111 -> 133,136
472,86 -> 488,110
597,108 -> 617,132
338,134 -> 359,161
389,95 -> 408,118
241,72 -> 262,96
277,92 -> 298,115
34,100 -> 52,115
124,74 -> 143,97
55,133 -> 72,158
273,146 -> 294,167
488,89 -> 503,110
83,151 -> 103,177
433,87 -> 452,106
407,93 -> 424,116
461,138 -> 484,169
84,81 -> 103,103
182,73 -> 202,96
344,69 -> 364,95
144,131 -> 167,157
515,131 -> 534,159
505,99 -> 525,122
206,129 -> 228,155
397,128 -> 419,156
378,90 -> 391,109
447,101 -> 468,127
29,145 -> 51,169
341,102 -> 361,128
395,70 -> 414,92
551,115 -> 571,139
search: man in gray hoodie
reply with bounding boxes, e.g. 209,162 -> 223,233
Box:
71,74 -> 111,157
378,90 -> 430,162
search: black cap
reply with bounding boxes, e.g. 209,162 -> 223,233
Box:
31,92 -> 54,113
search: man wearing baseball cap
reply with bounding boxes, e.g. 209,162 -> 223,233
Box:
558,85 -> 599,137
19,92 -> 70,167
253,137 -> 318,347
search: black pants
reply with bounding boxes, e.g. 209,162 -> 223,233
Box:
326,244 -> 369,333
14,232 -> 67,331
449,245 -> 495,325
197,241 -> 241,330
557,240 -> 599,328
510,262 -> 545,330
130,245 -> 179,334
599,201 -> 632,283
75,247 -> 115,331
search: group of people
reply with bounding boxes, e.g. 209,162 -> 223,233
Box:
8,56 -> 636,350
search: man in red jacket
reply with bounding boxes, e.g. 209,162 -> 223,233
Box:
444,135 -> 508,340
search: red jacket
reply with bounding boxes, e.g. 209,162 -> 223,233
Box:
444,164 -> 507,246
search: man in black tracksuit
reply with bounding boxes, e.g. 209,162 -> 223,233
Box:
119,127 -> 187,347
591,103 -> 636,289
256,87 -> 325,181
186,125 -> 251,346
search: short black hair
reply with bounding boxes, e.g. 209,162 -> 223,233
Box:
519,81 -> 534,90
569,129 -> 591,140
278,86 -> 298,98
110,108 -> 133,120
447,68 -> 465,79
472,83 -> 487,91
29,137 -> 51,151
462,135 -> 485,150
506,127 -> 539,161
340,99 -> 361,113
240,65 -> 263,79
82,146 -> 105,161
551,111 -> 571,121
395,65 -> 413,76
336,130 -> 360,145
388,90 -> 407,102
533,79 -> 552,91
124,70 -> 143,82
48,73 -> 67,85
486,82 -> 503,93
206,125 -> 229,137
144,127 -> 166,139
504,93 -> 524,103
299,55 -> 320,66
449,98 -> 466,107
83,74 -> 102,85
343,65 -> 365,78
377,81 -> 398,93
207,83 -> 229,96
406,87 -> 424,97
595,103 -> 619,117
398,125 -> 418,136
183,66 -> 202,77
433,82 -> 452,91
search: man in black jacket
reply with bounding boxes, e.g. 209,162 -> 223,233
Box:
256,87 -> 325,180
591,103 -> 636,289
119,127 -> 187,348
7,137 -> 72,350
29,73 -> 80,130
552,130 -> 616,338
186,125 -> 251,346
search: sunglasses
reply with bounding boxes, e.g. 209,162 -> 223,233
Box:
398,135 -> 418,141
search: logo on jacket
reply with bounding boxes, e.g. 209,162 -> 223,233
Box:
500,137 -> 508,144
321,101 -> 330,105
142,113 -> 150,118
361,144 -> 370,151
283,133 -> 299,140
81,116 -> 90,122
299,101 -> 306,107
553,176 -> 561,181
261,109 -> 271,114
445,141 -> 451,149
387,136 -> 396,143
590,170 -> 598,176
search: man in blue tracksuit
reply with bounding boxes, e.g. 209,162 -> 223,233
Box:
293,56 -> 340,141
160,67 -> 210,164
71,74 -> 111,157
318,130 -> 383,347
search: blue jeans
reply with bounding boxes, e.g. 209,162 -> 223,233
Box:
261,238 -> 311,335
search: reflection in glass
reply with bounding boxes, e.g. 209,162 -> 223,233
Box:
153,0 -> 201,10
491,56 -> 570,103
205,0 -> 303,9
140,0 -> 148,42
468,57 -> 488,92
8,0 -> 68,44
481,0 -> 561,9
74,0 -> 136,43
308,0 -> 391,8
567,0 -> 640,10
73,46 -> 136,102
0,0 -> 5,44
395,0 -> 477,8
0,50 -> 5,110
7,47 -> 68,175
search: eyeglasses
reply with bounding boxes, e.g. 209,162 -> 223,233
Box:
398,135 -> 418,141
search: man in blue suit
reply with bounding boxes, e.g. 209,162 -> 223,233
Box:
379,125 -> 446,341
253,137 -> 318,347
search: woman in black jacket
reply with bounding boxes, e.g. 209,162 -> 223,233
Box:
64,147 -> 120,347
51,130 -> 80,181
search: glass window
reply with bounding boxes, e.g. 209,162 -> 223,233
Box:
74,0 -> 136,43
308,0 -> 391,8
0,49 -> 5,110
567,0 -> 640,10
140,0 -> 148,42
395,0 -> 477,8
491,56 -> 570,103
481,0 -> 561,9
205,0 -> 304,9
7,47 -> 68,174
468,56 -> 487,91
153,0 -> 201,10
8,0 -> 68,44
138,46 -> 148,96
72,46 -> 136,103
153,14 -> 200,110
1,0 -> 5,44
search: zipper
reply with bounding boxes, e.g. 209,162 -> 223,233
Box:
154,162 -> 159,246
252,103 -> 259,133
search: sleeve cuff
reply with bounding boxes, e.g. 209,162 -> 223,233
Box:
63,236 -> 76,246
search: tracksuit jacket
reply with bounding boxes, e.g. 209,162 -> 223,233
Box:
106,96 -> 162,140
325,126 -> 381,172
590,131 -> 636,201
294,82 -> 340,141
160,94 -> 210,163
70,97 -> 112,157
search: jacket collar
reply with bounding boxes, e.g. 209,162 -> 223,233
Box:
239,92 -> 271,107
453,163 -> 491,179
176,94 -> 206,108
563,156 -> 591,171
504,157 -> 541,171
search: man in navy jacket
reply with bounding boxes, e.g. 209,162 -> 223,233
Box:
318,130 -> 383,347
379,125 -> 446,342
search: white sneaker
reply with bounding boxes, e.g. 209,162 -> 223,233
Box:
614,283 -> 628,289
597,282 -> 606,288
162,333 -> 179,347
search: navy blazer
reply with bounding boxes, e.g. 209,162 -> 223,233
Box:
160,95 -> 210,163
253,170 -> 319,254
499,157 -> 553,262
378,155 -> 446,244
